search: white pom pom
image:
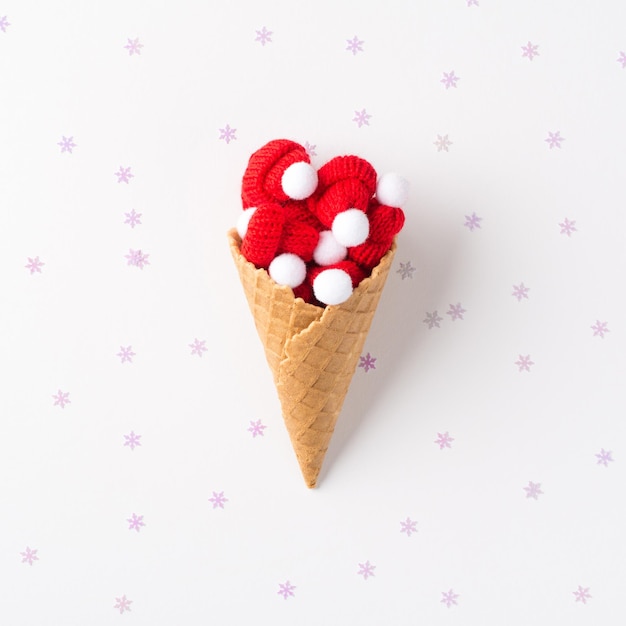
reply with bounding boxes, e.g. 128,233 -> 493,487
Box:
236,207 -> 257,239
281,161 -> 318,200
313,268 -> 353,305
376,172 -> 410,207
332,208 -> 369,247
313,230 -> 347,266
268,253 -> 307,288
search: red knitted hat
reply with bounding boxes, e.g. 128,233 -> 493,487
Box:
241,139 -> 316,208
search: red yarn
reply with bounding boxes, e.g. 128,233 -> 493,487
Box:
308,260 -> 367,287
241,139 -> 312,208
348,201 -> 405,270
240,202 -> 285,268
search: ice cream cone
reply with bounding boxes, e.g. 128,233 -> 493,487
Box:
228,229 -> 396,488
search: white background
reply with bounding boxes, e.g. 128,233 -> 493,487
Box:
1,1 -> 625,624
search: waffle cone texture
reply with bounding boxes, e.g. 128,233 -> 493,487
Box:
228,229 -> 396,488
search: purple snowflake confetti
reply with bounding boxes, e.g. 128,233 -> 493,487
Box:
127,513 -> 145,532
189,338 -> 207,357
441,71 -> 460,89
357,561 -> 376,580
523,481 -> 543,500
434,134 -> 453,152
255,26 -> 272,46
545,131 -> 565,149
124,209 -> 142,228
57,136 -> 76,153
515,354 -> 534,372
573,586 -> 592,604
123,431 -> 142,450
617,51 -> 626,69
352,109 -> 371,128
559,218 -> 577,237
441,589 -> 459,608
446,303 -> 466,321
114,166 -> 134,184
512,283 -> 530,301
595,448 -> 613,467
397,261 -> 415,279
359,352 -> 376,372
208,491 -> 228,509
423,311 -> 443,329
434,432 -> 454,449
346,36 -> 364,55
219,124 -> 237,144
52,390 -> 70,409
248,419 -> 267,438
467,0 -> 479,6
25,256 -> 45,274
0,15 -> 10,32
591,320 -> 609,338
117,346 -> 135,364
114,595 -> 133,614
124,38 -> 143,56
277,581 -> 296,600
400,518 -> 418,536
20,547 -> 38,566
125,249 -> 150,269
521,42 -> 539,60
303,141 -> 317,157
464,212 -> 482,231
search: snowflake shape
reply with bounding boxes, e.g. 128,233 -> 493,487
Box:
359,352 -> 376,372
124,38 -> 143,55
617,51 -> 626,69
0,16 -> 10,32
512,283 -> 530,301
57,136 -> 77,153
346,36 -> 364,55
521,42 -> 539,60
434,432 -> 454,449
125,249 -> 150,269
400,517 -> 418,536
434,134 -> 453,152
591,320 -> 609,338
124,209 -> 142,228
352,109 -> 371,128
467,0 -> 479,6
127,513 -> 145,532
446,303 -> 466,321
559,218 -> 577,237
464,212 -> 482,231
219,124 -> 237,144
357,561 -> 376,580
397,261 -> 415,279
114,595 -> 133,614
25,256 -> 45,274
423,311 -> 443,329
277,581 -> 296,599
441,589 -> 459,608
440,71 -> 460,89
52,390 -> 70,409
117,345 -> 135,363
255,26 -> 272,46
114,166 -> 133,183
523,481 -> 543,500
21,547 -> 38,565
303,141 -> 316,157
208,491 -> 228,509
189,338 -> 207,356
248,420 -> 267,438
545,131 -> 565,149
573,585 -> 592,604
515,354 -> 534,372
123,431 -> 142,450
595,448 -> 613,467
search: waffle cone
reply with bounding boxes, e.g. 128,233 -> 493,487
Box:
228,229 -> 396,488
